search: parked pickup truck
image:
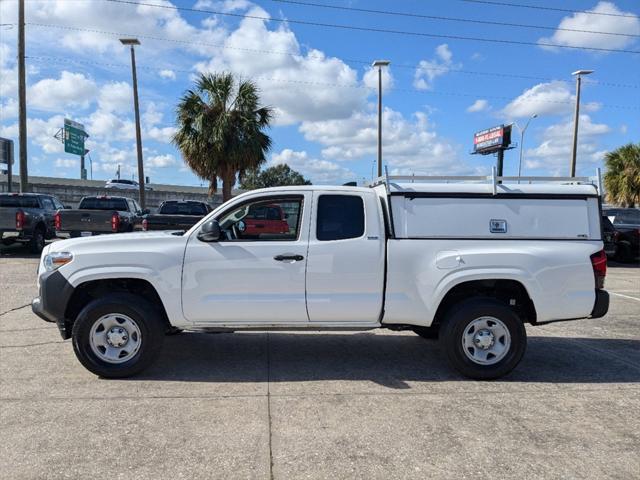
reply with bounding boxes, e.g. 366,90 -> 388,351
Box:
32,176 -> 609,380
602,208 -> 640,262
0,193 -> 64,252
55,196 -> 147,238
142,200 -> 211,231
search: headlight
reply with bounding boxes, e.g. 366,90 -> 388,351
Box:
44,252 -> 74,271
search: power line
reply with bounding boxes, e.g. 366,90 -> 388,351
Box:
267,0 -> 639,37
22,24 -> 640,89
24,55 -> 640,110
458,0 -> 639,18
101,0 -> 640,54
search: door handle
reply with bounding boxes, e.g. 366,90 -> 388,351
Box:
274,254 -> 304,262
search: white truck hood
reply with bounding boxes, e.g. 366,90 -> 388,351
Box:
48,230 -> 183,253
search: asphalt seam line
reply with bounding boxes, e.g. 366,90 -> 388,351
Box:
0,304 -> 30,317
609,292 -> 640,302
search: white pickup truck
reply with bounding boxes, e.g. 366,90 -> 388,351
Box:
32,175 -> 609,380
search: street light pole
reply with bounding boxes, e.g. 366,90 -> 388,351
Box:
569,69 -> 593,178
120,38 -> 146,208
516,114 -> 537,182
18,0 -> 28,193
372,60 -> 390,179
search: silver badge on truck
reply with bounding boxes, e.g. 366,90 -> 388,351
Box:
490,219 -> 507,233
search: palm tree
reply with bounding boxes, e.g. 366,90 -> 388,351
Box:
173,73 -> 273,201
603,143 -> 640,208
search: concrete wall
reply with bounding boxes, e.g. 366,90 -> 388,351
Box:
0,175 -> 241,210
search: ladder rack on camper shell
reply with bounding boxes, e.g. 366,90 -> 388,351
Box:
371,166 -> 603,197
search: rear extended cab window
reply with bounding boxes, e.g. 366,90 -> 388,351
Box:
0,195 -> 41,208
316,194 -> 365,241
160,202 -> 208,215
79,198 -> 129,211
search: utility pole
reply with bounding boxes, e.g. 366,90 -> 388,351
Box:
515,114 -> 537,182
120,38 -> 145,208
18,0 -> 28,192
372,60 -> 390,179
570,69 -> 593,177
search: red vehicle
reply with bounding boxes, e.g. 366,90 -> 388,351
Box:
242,203 -> 290,237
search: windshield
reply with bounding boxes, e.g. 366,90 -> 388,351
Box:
611,209 -> 640,225
0,196 -> 40,208
159,202 -> 208,215
79,198 -> 129,211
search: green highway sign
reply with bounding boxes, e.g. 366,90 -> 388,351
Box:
64,119 -> 87,156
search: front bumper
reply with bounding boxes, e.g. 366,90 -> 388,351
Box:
32,269 -> 75,339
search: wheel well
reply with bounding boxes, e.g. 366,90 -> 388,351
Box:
434,279 -> 537,326
64,278 -> 171,330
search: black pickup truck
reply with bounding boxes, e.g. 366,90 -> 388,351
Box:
55,196 -> 147,238
0,193 -> 64,252
603,208 -> 640,262
142,200 -> 211,231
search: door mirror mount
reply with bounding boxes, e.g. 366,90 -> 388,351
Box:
197,219 -> 221,242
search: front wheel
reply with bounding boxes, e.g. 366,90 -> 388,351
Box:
72,294 -> 165,378
439,298 -> 526,380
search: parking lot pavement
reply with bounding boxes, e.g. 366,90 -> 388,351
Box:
1,247 -> 639,479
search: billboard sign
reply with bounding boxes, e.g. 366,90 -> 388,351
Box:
473,124 -> 512,155
64,118 -> 88,156
0,137 -> 14,166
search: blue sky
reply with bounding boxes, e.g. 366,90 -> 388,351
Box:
0,0 -> 638,186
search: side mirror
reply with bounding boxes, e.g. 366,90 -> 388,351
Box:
142,208 -> 150,215
197,219 -> 221,242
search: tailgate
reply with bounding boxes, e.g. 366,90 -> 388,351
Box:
58,210 -> 114,232
0,208 -> 17,230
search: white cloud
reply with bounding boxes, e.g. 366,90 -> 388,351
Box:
413,44 -> 459,91
467,99 -> 490,113
85,110 -> 135,141
54,158 -> 77,168
194,7 -> 367,125
300,107 -> 469,174
29,71 -> 98,111
159,69 -> 176,80
501,81 -> 600,119
363,66 -> 394,93
98,81 -> 132,114
524,114 -> 611,174
0,115 -> 67,154
270,149 -> 355,184
146,154 -> 179,168
538,2 -> 640,52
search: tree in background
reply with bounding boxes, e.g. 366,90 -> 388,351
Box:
604,143 -> 640,207
240,164 -> 312,190
173,73 -> 273,201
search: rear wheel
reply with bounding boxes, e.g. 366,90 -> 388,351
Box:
439,298 -> 526,380
71,293 -> 164,378
29,227 -> 45,253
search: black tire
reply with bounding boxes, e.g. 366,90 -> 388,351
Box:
29,226 -> 45,253
412,325 -> 439,340
439,298 -> 526,380
71,293 -> 165,378
615,243 -> 633,263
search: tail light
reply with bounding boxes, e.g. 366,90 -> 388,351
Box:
15,210 -> 24,230
142,219 -> 148,231
590,249 -> 607,289
54,212 -> 61,231
111,213 -> 120,232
